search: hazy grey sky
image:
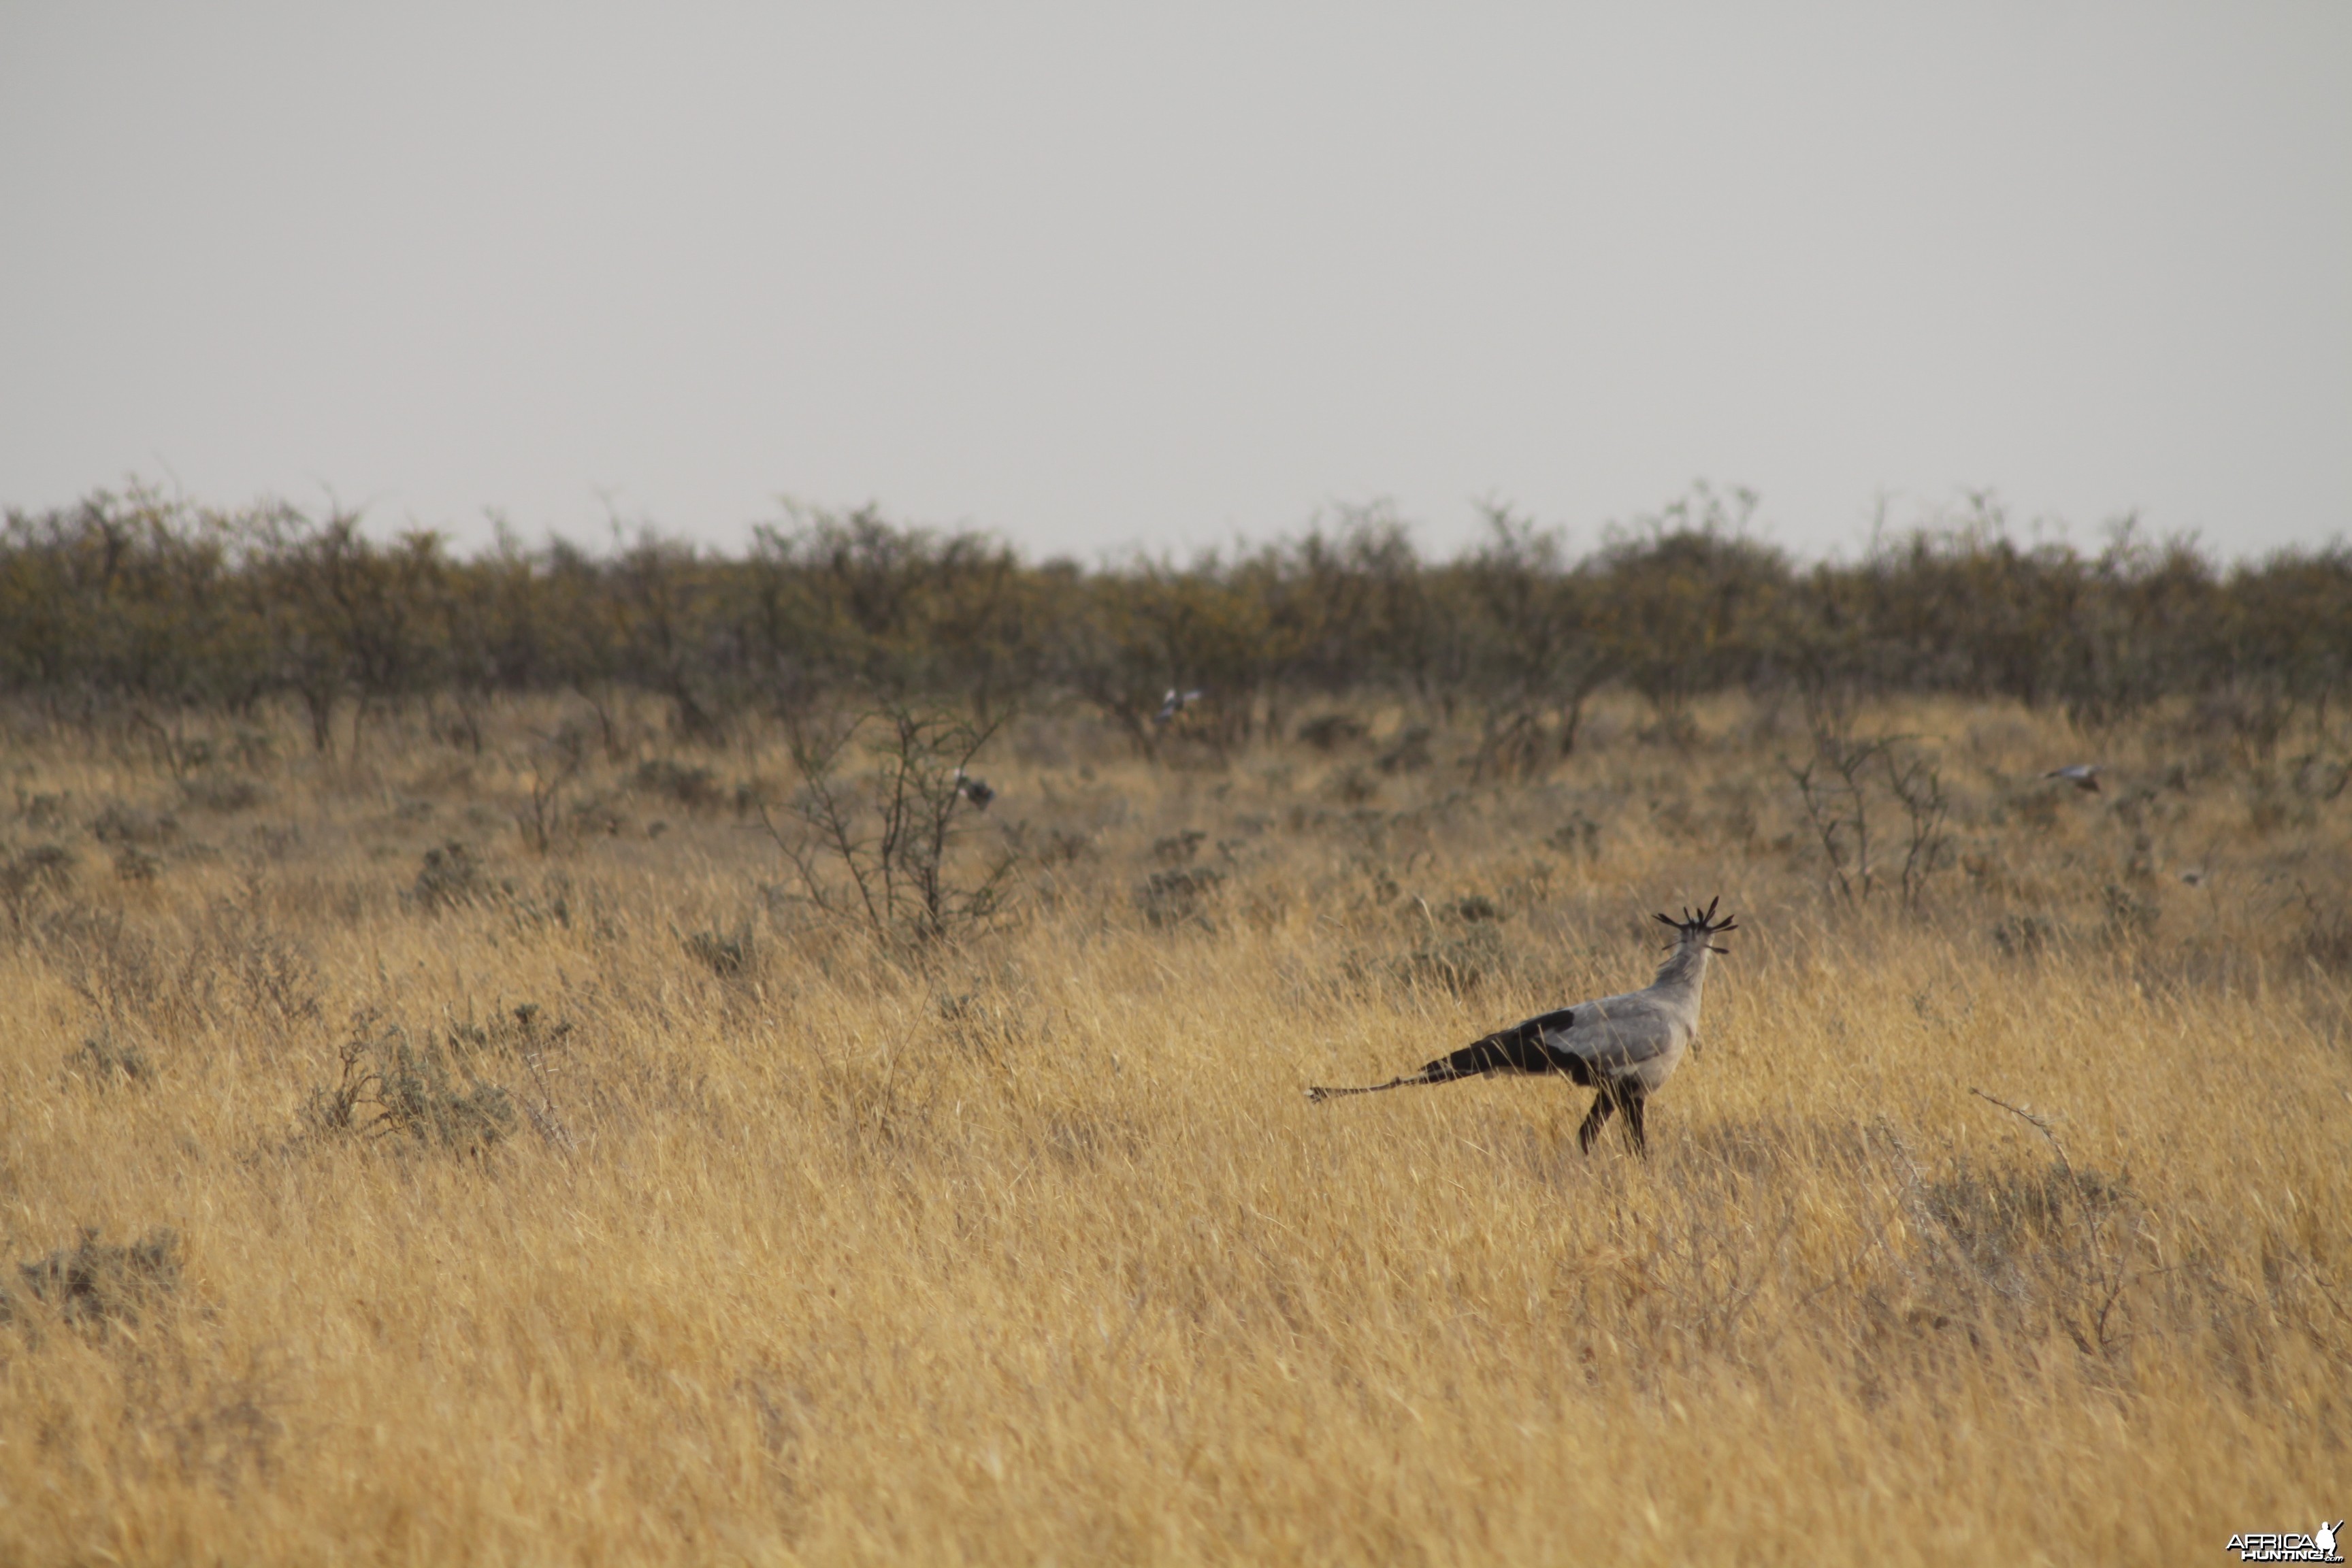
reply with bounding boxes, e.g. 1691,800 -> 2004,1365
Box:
3,4 -> 2346,562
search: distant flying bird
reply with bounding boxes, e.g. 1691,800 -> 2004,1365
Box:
1155,688 -> 1205,725
954,770 -> 995,810
2044,764 -> 2103,792
1307,899 -> 1737,1155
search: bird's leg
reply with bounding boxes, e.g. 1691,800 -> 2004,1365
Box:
1575,1092 -> 1617,1154
1622,1094 -> 1648,1157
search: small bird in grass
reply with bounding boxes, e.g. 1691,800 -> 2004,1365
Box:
954,770 -> 995,810
1307,898 -> 1736,1155
2044,764 -> 2103,792
1155,688 -> 1205,725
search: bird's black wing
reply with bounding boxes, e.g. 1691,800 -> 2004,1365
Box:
1415,1007 -> 1591,1084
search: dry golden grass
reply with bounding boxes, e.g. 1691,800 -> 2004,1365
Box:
3,693 -> 2348,1565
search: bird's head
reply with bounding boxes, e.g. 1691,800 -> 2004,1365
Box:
1656,897 -> 1737,955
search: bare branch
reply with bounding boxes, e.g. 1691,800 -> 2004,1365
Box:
1969,1085 -> 2075,1180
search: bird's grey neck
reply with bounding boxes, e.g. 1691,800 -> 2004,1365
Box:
1651,941 -> 1712,992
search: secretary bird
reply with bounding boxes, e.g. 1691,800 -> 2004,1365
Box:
1306,899 -> 1736,1155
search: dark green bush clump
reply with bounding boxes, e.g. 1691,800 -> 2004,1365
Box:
304,1022 -> 517,1156
1388,922 -> 1507,996
3,841 -> 76,901
685,925 -> 754,977
67,1032 -> 150,1084
1140,867 -> 1224,929
178,772 -> 269,813
635,759 -> 721,810
1297,713 -> 1367,751
412,841 -> 483,911
91,804 -> 178,845
1992,913 -> 2059,958
113,845 -> 163,882
5,1227 -> 181,1334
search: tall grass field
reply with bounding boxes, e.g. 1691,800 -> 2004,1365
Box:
3,693 -> 2347,1564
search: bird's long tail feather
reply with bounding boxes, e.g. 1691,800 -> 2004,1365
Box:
1304,1073 -> 1430,1103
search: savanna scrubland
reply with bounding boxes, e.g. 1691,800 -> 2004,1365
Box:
2,489 -> 2349,1563
3,683 -> 2348,1566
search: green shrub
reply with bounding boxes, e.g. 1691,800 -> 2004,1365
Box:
303,1021 -> 517,1156
5,1227 -> 181,1335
